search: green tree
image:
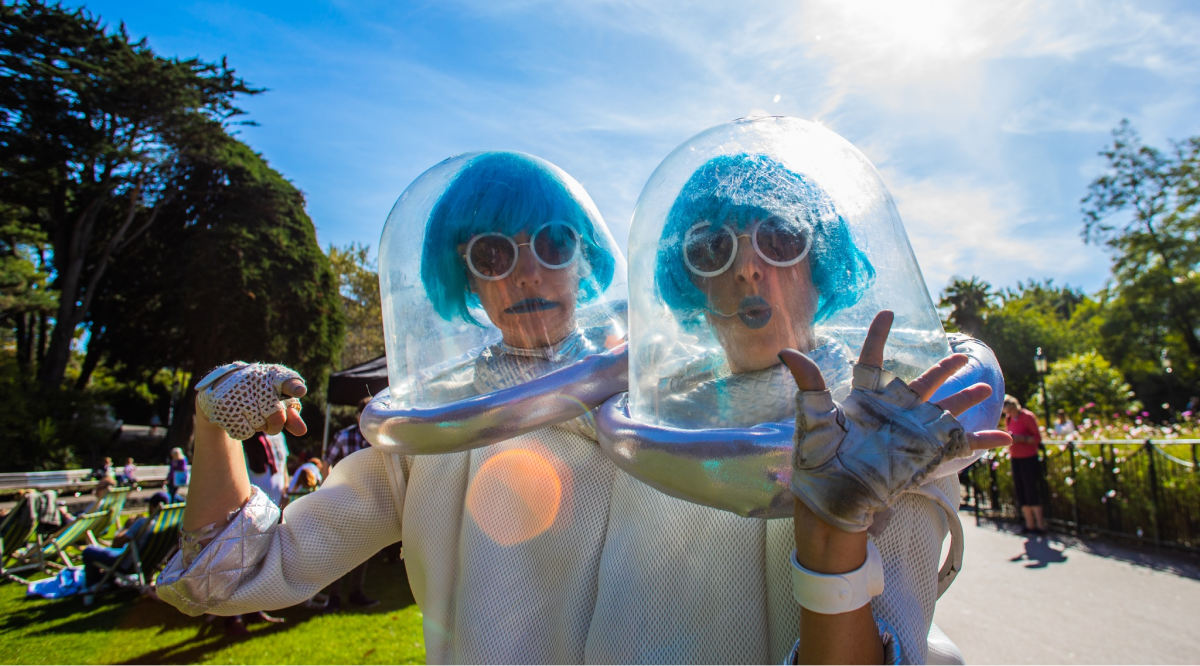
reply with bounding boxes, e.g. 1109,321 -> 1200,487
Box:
1034,350 -> 1140,419
0,213 -> 56,371
940,278 -> 1096,405
939,275 -> 992,336
0,0 -> 259,389
93,136 -> 344,450
328,243 -> 384,369
1082,120 -> 1200,382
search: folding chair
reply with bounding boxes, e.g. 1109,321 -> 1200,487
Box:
90,487 -> 131,540
0,494 -> 39,583
4,510 -> 110,583
83,502 -> 185,604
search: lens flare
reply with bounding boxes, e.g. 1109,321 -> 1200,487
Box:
465,448 -> 562,546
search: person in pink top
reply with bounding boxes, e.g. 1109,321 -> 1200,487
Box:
1004,394 -> 1046,534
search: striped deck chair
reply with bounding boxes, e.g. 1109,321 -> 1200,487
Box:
90,487 -> 131,539
4,510 -> 111,582
83,502 -> 185,604
0,494 -> 39,582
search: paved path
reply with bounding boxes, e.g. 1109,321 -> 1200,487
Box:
935,514 -> 1200,664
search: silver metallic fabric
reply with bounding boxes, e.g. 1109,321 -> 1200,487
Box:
156,487 -> 280,616
790,363 -> 970,534
361,340 -> 627,455
595,336 -> 1002,520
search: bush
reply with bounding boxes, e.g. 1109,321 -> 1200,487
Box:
1033,350 -> 1140,418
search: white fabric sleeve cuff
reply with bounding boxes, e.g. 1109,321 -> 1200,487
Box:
790,539 -> 885,615
156,487 -> 280,616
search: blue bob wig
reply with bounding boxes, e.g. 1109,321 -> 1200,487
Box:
421,151 -> 616,325
655,153 -> 874,325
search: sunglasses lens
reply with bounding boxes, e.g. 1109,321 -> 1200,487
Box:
755,217 -> 809,265
684,223 -> 735,275
533,223 -> 580,268
468,235 -> 517,278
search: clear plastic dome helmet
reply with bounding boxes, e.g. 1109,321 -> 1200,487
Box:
597,117 -> 1000,518
361,151 -> 629,454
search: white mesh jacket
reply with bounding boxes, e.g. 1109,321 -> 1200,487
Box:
158,339 -> 980,664
158,433 -> 960,664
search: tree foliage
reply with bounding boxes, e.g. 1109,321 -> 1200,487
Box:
94,136 -> 344,449
328,242 -> 383,369
0,0 -> 260,389
0,2 -> 343,465
1082,120 -> 1200,384
1033,351 -> 1140,419
939,277 -> 1096,405
939,275 -> 991,337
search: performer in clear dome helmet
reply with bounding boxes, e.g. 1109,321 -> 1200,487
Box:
592,117 -> 1008,664
156,151 -> 631,663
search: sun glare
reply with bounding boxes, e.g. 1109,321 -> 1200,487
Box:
465,448 -> 563,546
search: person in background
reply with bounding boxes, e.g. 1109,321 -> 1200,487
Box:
167,447 -> 189,500
96,457 -> 115,482
327,397 -> 372,466
1053,409 -> 1077,439
320,397 -> 379,612
119,458 -> 138,487
81,492 -> 168,589
287,456 -> 323,494
243,433 -> 289,506
1004,394 -> 1046,535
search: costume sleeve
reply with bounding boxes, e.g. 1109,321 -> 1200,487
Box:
869,474 -> 961,665
156,447 -> 406,616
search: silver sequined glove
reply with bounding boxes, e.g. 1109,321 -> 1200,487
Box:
790,363 -> 971,533
195,362 -> 303,441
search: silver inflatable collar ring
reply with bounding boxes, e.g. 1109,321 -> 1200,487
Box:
361,344 -> 628,455
596,392 -> 796,519
594,335 -> 1004,520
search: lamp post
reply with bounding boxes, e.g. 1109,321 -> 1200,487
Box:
1034,347 -> 1051,430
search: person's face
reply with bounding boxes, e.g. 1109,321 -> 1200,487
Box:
694,223 -> 819,373
467,230 -> 581,348
1003,404 -> 1018,418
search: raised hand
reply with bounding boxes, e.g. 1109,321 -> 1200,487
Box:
195,362 -> 308,441
780,311 -> 1011,533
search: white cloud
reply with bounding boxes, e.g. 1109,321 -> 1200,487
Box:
1001,100 -> 1122,135
884,171 -> 1103,294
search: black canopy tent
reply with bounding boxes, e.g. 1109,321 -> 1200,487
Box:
327,355 -> 389,406
322,355 -> 390,454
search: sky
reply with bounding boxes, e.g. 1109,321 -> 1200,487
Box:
82,0 -> 1200,296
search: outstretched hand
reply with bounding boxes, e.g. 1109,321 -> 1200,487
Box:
779,310 -> 1011,452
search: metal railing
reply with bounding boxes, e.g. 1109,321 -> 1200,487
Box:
963,439 -> 1200,552
0,465 -> 170,492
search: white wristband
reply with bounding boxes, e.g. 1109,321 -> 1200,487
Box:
790,539 -> 884,614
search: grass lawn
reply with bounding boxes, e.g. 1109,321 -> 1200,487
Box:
0,551 -> 426,665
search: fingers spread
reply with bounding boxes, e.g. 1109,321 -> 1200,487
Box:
281,378 -> 307,399
857,310 -> 894,368
284,405 -> 308,437
968,430 -> 1012,451
909,354 -> 969,402
779,348 -> 827,392
264,407 -> 286,436
933,383 -> 994,417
